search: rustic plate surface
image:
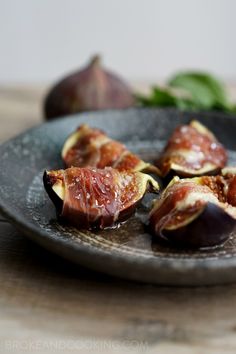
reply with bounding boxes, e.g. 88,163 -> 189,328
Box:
1,108 -> 236,286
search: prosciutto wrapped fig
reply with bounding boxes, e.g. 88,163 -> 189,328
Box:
156,120 -> 227,177
62,124 -> 160,174
149,172 -> 236,248
44,167 -> 159,229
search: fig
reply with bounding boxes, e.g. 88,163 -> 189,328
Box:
156,120 -> 227,178
44,167 -> 159,229
149,174 -> 236,248
44,55 -> 134,120
62,124 -> 161,174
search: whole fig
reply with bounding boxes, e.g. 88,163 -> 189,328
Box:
44,55 -> 135,120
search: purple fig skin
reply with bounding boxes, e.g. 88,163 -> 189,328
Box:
44,55 -> 135,120
160,168 -> 223,190
43,170 -> 63,215
43,170 -> 94,227
150,202 -> 236,248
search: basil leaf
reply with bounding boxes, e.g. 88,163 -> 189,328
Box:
136,71 -> 235,114
136,86 -> 199,111
230,104 -> 236,114
136,87 -> 177,107
175,97 -> 197,110
168,72 -> 230,110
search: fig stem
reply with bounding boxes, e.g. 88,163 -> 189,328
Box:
90,55 -> 101,67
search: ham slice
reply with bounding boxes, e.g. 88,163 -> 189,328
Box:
44,167 -> 159,229
156,120 -> 227,177
62,124 -> 160,174
149,173 -> 236,248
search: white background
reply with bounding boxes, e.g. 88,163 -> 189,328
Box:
1,0 -> 236,83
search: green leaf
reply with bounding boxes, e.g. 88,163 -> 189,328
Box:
175,97 -> 197,110
136,86 -> 177,107
136,86 -> 198,111
168,71 -> 230,110
229,104 -> 236,115
136,71 -> 235,114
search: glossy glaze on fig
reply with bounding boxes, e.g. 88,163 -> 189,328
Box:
44,55 -> 134,120
156,120 -> 227,177
44,167 -> 159,229
149,174 -> 236,248
62,124 -> 160,174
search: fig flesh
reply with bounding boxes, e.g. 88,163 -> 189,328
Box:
44,55 -> 134,120
149,173 -> 236,248
62,124 -> 160,174
156,120 -> 227,177
44,167 -> 159,229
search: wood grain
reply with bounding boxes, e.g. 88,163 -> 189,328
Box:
1,84 -> 236,354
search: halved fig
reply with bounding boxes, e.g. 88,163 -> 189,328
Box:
156,120 -> 227,177
44,167 -> 159,229
149,173 -> 236,248
62,124 -> 160,174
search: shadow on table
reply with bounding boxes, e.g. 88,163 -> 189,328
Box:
1,221 -> 236,346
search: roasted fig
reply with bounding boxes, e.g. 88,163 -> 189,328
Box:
62,124 -> 160,174
156,120 -> 227,178
149,174 -> 236,248
44,55 -> 134,120
44,167 -> 159,229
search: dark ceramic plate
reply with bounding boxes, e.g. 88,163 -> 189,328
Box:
1,108 -> 236,286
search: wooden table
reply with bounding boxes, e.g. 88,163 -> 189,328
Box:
1,85 -> 236,354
